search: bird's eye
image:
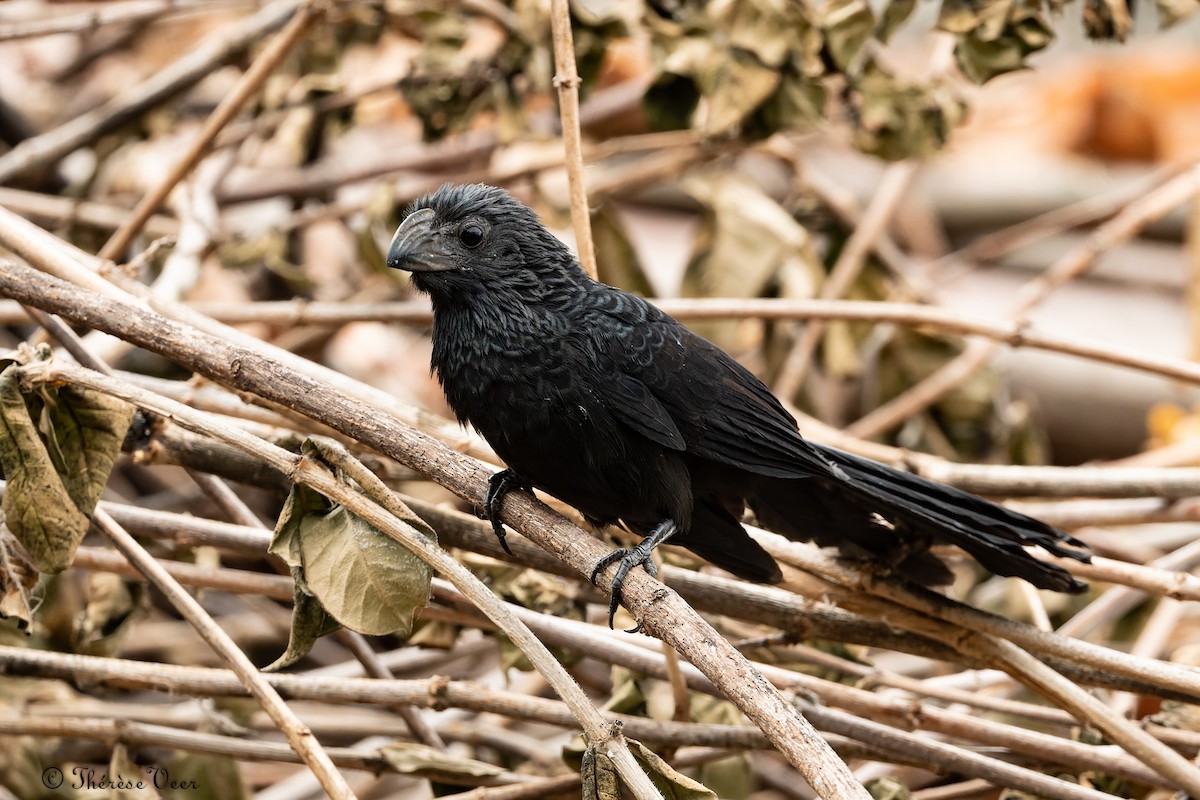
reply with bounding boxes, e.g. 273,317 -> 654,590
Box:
459,224 -> 484,248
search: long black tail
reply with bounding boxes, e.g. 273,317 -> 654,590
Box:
748,444 -> 1090,593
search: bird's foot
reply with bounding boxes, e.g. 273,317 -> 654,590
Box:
590,520 -> 677,630
481,469 -> 527,556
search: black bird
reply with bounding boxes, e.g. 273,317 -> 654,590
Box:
387,183 -> 1089,625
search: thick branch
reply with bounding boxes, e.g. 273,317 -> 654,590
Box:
0,256 -> 867,797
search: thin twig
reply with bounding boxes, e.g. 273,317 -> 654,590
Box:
18,360 -> 663,800
45,293 -> 1199,392
0,187 -> 179,237
548,0 -> 597,278
0,645 -> 773,748
847,162 -> 1200,439
89,510 -> 355,798
756,533 -> 1200,792
428,581 -> 1170,792
0,716 -> 513,784
773,162 -> 918,398
56,488 -> 1193,702
0,0 -> 255,41
0,0 -> 301,185
98,0 -> 323,260
0,258 -> 869,799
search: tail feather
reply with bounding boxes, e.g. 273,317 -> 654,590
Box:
683,500 -> 783,583
752,443 -> 1089,593
746,476 -> 958,587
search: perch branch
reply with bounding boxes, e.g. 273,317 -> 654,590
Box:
0,257 -> 869,799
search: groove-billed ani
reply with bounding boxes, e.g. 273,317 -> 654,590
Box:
387,183 -> 1089,625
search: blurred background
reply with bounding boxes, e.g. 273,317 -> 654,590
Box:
5,2 -> 1200,798
2,0 -> 1200,468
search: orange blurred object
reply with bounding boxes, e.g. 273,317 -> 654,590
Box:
959,48 -> 1200,163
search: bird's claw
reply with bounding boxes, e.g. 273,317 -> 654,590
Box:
591,520 -> 676,631
482,469 -> 525,557
591,543 -> 659,631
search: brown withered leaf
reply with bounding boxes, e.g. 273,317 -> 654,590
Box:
629,739 -> 716,798
44,381 -> 136,519
581,743 -> 620,800
380,741 -> 505,779
937,0 -> 1013,35
270,479 -> 432,642
0,363 -> 90,574
698,48 -> 781,135
592,202 -> 655,297
682,174 -> 820,346
822,0 -> 876,70
1157,0 -> 1200,27
263,570 -> 342,672
109,745 -> 159,800
747,75 -> 827,138
877,0 -> 917,41
0,524 -> 37,630
851,60 -> 964,159
953,7 -> 1054,84
159,751 -> 249,800
74,572 -> 144,657
721,0 -> 808,68
867,777 -> 912,800
1083,0 -> 1133,40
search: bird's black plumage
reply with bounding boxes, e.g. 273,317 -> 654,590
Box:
387,183 -> 1089,622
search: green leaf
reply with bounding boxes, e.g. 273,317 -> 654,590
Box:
305,502 -> 430,636
270,467 -> 433,642
45,377 -> 135,519
263,572 -> 342,672
0,364 -> 90,573
629,739 -> 716,798
380,742 -> 505,779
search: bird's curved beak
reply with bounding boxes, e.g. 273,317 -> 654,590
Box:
386,208 -> 456,273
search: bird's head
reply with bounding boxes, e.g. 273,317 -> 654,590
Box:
387,183 -> 586,306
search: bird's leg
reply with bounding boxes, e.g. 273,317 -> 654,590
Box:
590,519 -> 677,630
481,469 -> 527,556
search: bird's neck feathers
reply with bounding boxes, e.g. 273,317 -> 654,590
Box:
420,240 -> 590,314
424,248 -> 590,376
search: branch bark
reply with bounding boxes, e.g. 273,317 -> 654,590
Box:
0,256 -> 869,798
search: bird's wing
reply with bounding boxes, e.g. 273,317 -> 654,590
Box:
593,360 -> 686,451
584,293 -> 829,480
